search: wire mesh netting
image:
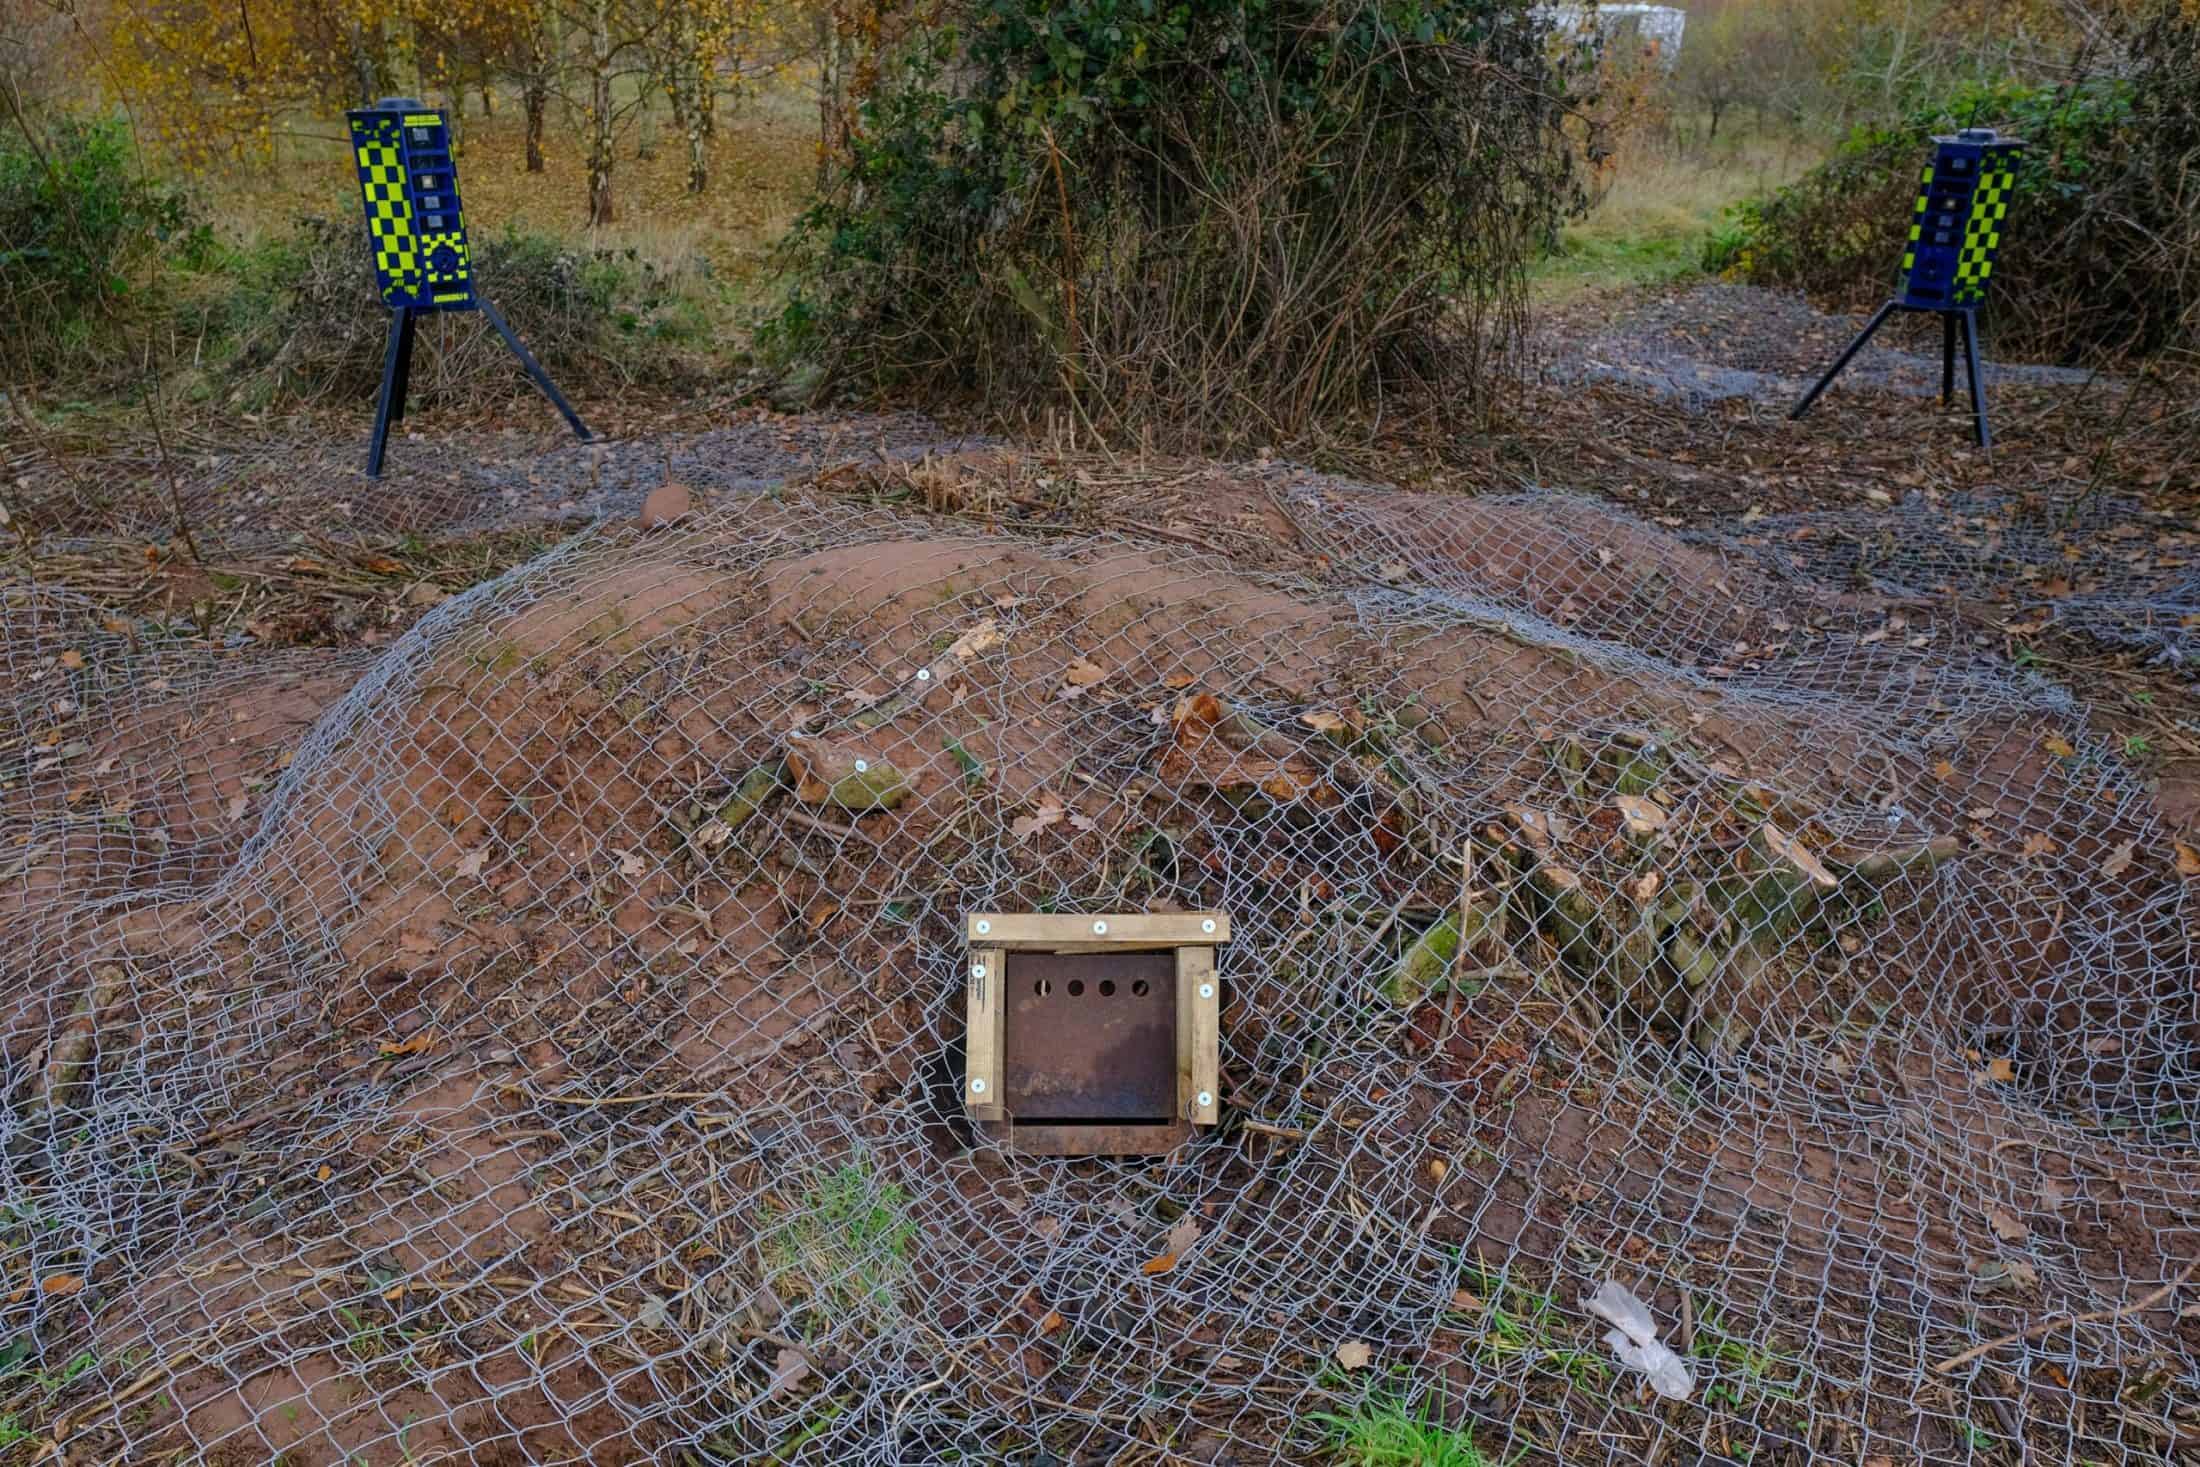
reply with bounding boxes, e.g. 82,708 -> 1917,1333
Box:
1543,282 -> 2102,411
4,435 -> 2196,1464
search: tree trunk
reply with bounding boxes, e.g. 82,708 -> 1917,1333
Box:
587,0 -> 616,225
816,6 -> 840,192
664,7 -> 707,193
525,81 -> 547,172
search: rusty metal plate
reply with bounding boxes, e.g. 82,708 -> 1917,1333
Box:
1002,950 -> 1177,1121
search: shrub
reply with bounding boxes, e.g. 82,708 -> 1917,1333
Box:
1710,4 -> 2199,363
0,112 -> 203,371
774,0 -> 1591,448
216,216 -> 725,411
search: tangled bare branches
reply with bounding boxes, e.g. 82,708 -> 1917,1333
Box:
776,0 -> 1590,449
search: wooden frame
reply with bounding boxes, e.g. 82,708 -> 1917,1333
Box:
965,912 -> 1227,1154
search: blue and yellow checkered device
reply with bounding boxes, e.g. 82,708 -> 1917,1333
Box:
347,99 -> 476,312
1897,128 -> 2022,311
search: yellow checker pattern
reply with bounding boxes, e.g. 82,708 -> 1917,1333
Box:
1952,166 -> 2014,305
1900,163 -> 1932,278
351,116 -> 420,307
420,229 -> 471,297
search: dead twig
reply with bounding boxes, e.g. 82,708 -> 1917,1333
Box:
1931,1257 -> 2200,1373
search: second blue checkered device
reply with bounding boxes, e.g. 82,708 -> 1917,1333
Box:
1791,127 -> 2024,449
347,101 -> 475,311
1896,129 -> 2021,311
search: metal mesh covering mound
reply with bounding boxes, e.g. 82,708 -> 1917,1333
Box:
4,475 -> 2196,1466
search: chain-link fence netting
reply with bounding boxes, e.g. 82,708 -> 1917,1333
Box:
2,409 -> 987,556
5,442 -> 2196,1464
1542,282 -> 2103,410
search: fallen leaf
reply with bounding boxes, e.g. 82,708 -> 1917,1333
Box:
1335,1340 -> 1373,1371
1139,1253 -> 1178,1277
617,850 -> 646,878
455,848 -> 488,879
765,1346 -> 811,1401
947,619 -> 1003,661
2043,734 -> 2076,758
58,650 -> 83,670
1984,1057 -> 2016,1082
1450,1288 -> 1483,1314
1038,1309 -> 1064,1335
227,793 -> 249,822
1064,657 -> 1107,686
360,554 -> 407,575
1613,795 -> 1666,836
1299,710 -> 1352,735
41,1275 -> 84,1296
1163,672 -> 1196,689
1011,794 -> 1067,840
1163,1216 -> 1203,1259
1428,1157 -> 1448,1182
378,1033 -> 433,1057
1971,1257 -> 2038,1292
2020,833 -> 2058,859
2099,840 -> 2137,879
315,1164 -> 333,1182
1931,759 -> 1956,782
1989,1206 -> 2028,1244
2176,842 -> 2200,878
1158,693 -> 1335,806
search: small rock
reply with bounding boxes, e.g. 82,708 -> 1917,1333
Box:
638,481 -> 693,529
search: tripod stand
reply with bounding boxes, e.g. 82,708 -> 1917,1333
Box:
367,298 -> 593,478
1789,301 -> 1992,450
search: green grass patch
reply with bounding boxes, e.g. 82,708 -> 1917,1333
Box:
1314,1389 -> 1514,1466
759,1157 -> 917,1331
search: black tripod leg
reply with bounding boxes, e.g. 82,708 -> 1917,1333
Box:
1940,312 -> 1957,405
388,309 -> 418,425
478,297 -> 593,443
366,308 -> 413,479
1960,310 -> 1990,451
1790,300 -> 1899,420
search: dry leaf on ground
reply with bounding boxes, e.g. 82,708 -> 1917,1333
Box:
1011,795 -> 1067,839
948,618 -> 1004,661
1335,1340 -> 1373,1370
1614,795 -> 1666,836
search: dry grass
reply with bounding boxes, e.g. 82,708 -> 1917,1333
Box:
1536,118 -> 1819,299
